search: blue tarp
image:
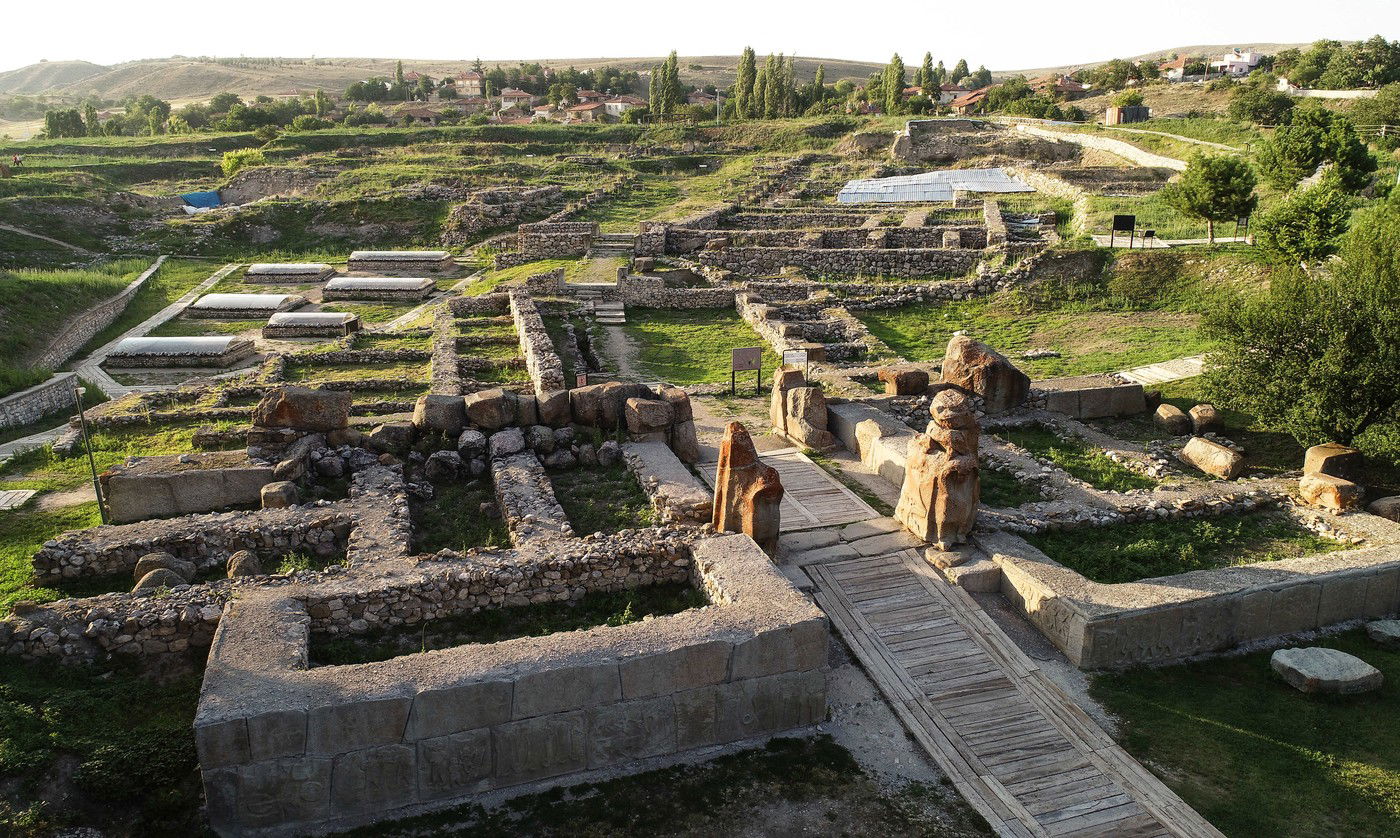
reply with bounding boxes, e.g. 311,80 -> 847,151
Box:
180,190 -> 222,208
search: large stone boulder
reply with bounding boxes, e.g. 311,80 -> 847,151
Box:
938,336 -> 1029,414
1304,443 -> 1364,480
784,386 -> 836,449
132,552 -> 195,583
457,429 -> 487,461
252,386 -> 351,432
625,398 -> 674,435
488,427 -> 526,459
659,386 -> 693,423
1299,472 -> 1363,511
1367,620 -> 1400,650
670,420 -> 701,465
1178,436 -> 1245,480
226,550 -> 262,578
877,366 -> 930,396
1188,403 -> 1224,434
260,481 -> 298,509
769,367 -> 807,436
133,568 -> 187,592
536,389 -> 571,428
1367,496 -> 1400,523
463,388 -> 519,431
597,440 -> 621,467
526,425 -> 556,454
1270,647 -> 1383,694
1153,404 -> 1192,435
424,450 -> 464,481
412,394 -> 466,436
365,421 -> 415,454
570,382 -> 655,430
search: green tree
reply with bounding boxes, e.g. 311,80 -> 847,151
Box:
811,64 -> 826,103
82,102 -> 99,134
313,88 -> 330,116
1350,83 -> 1400,150
883,53 -> 906,115
1113,90 -> 1144,108
395,60 -> 405,86
1227,84 -> 1294,124
933,60 -> 947,88
919,52 -> 935,93
209,92 -> 242,113
1255,106 -> 1376,190
221,148 -> 266,178
1254,177 -> 1352,262
951,58 -> 969,84
42,109 -> 86,138
1160,154 -> 1258,244
736,47 -> 757,118
1202,200 -> 1400,447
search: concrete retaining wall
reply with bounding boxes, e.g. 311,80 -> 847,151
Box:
0,372 -> 77,431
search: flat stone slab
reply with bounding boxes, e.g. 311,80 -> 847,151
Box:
780,530 -> 840,554
839,517 -> 903,542
1367,620 -> 1400,650
1270,647 -> 1383,694
849,530 -> 924,557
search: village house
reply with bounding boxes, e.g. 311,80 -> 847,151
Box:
1157,55 -> 1191,81
604,95 -> 646,118
453,71 -> 484,97
937,82 -> 970,105
576,89 -> 606,102
500,88 -> 535,108
1210,49 -> 1262,77
1031,75 -> 1090,98
949,86 -> 992,115
687,90 -> 724,107
568,102 -> 607,122
394,106 -> 441,126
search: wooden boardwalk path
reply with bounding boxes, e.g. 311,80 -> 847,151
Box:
809,549 -> 1222,838
701,447 -> 879,532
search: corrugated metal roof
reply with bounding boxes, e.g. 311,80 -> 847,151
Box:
325,277 -> 435,290
109,337 -> 244,356
246,263 -> 334,275
190,293 -> 303,310
348,251 -> 451,260
267,312 -> 357,325
837,167 -> 1034,204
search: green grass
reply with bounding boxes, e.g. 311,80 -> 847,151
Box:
979,466 -> 1043,508
311,582 -> 705,667
0,501 -> 103,615
66,258 -> 217,363
319,301 -> 421,324
411,480 -> 509,554
551,463 -> 655,535
1025,510 -> 1346,583
853,297 -> 1212,379
335,734 -> 988,837
284,360 -> 427,383
618,308 -> 781,386
146,317 -> 264,337
1094,629 -> 1400,837
0,657 -> 203,835
994,425 -> 1156,492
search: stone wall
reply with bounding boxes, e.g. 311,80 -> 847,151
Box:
0,372 -> 77,431
194,534 -> 827,837
508,289 -> 566,393
429,305 -> 462,396
523,268 -> 565,296
517,222 -> 597,261
440,186 -> 562,246
30,256 -> 167,370
699,247 -> 981,279
617,275 -> 736,309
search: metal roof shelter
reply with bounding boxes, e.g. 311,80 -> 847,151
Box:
347,251 -> 451,261
189,293 -> 306,311
108,336 -> 247,356
324,277 -> 435,291
837,167 -> 1034,204
246,263 -> 336,277
266,311 -> 358,326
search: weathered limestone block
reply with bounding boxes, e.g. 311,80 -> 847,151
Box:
1271,647 -> 1383,694
252,385 -> 351,431
625,398 -> 674,435
133,552 -> 194,582
670,419 -> 701,465
406,682 -> 513,741
894,390 -> 979,550
1368,496 -> 1400,523
1299,472 -> 1364,511
226,550 -> 262,578
1367,620 -> 1400,649
714,669 -> 826,743
1305,443 -> 1364,480
876,365 -> 930,396
659,386 -> 693,423
512,661 -> 621,719
570,382 -> 655,430
330,744 -> 416,815
306,696 -> 412,756
412,394 -> 466,436
1179,436 -> 1245,480
1188,403 -> 1224,434
536,389 -> 571,428
102,453 -> 277,524
463,388 -> 518,431
416,729 -> 491,800
784,386 -> 836,449
939,336 -> 1029,413
1153,403 -> 1192,435
366,422 -> 415,454
261,481 -> 298,509
587,696 -> 677,768
492,711 -> 589,785
769,368 -> 806,436
713,422 -> 784,556
618,640 -> 731,699
230,756 -> 332,829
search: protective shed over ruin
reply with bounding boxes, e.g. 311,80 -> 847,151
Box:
188,293 -> 307,314
837,167 -> 1034,204
104,336 -> 256,367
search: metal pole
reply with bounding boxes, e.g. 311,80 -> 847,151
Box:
72,379 -> 106,524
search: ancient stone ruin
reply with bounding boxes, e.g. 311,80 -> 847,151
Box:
712,422 -> 784,556
895,390 -> 980,551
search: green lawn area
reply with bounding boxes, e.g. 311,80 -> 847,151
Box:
1025,509 -> 1346,583
550,463 -> 656,535
619,308 -> 780,386
311,582 -> 704,667
853,298 -> 1211,380
147,317 -> 264,337
1094,629 -> 1400,837
979,466 -> 1043,508
0,657 -> 204,835
994,425 -> 1156,492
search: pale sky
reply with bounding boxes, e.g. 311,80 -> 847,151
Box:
4,0 -> 1397,73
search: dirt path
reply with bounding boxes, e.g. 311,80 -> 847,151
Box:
0,221 -> 91,253
593,323 -> 645,381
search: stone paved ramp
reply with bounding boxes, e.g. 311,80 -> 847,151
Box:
809,549 -> 1223,838
1116,355 -> 1206,386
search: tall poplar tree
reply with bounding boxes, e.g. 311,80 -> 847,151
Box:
812,64 -> 826,104
920,52 -> 935,93
884,53 -> 906,116
736,47 -> 757,119
761,53 -> 780,118
952,58 -> 969,83
934,60 -> 947,88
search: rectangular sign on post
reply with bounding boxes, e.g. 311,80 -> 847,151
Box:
1112,214 -> 1137,232
731,348 -> 762,372
782,349 -> 808,369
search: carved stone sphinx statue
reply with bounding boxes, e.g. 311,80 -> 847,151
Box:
895,389 -> 980,550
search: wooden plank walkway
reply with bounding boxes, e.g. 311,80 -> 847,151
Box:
0,490 -> 37,510
810,550 -> 1222,838
1117,355 -> 1206,387
700,446 -> 879,532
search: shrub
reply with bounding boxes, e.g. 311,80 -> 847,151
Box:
1254,177 -> 1352,262
289,114 -> 331,131
252,125 -> 280,144
1254,106 -> 1376,190
1113,90 -> 1145,108
220,148 -> 266,178
1227,85 -> 1294,124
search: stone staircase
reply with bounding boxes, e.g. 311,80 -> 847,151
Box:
588,232 -> 637,258
592,300 -> 626,326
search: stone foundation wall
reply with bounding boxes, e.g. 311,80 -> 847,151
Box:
508,290 -> 566,393
31,257 -> 166,370
517,222 -> 597,261
0,372 -> 77,431
194,534 -> 827,837
440,186 -> 563,245
321,287 -> 434,302
523,268 -> 565,296
430,305 -> 462,396
449,293 -> 510,317
617,276 -> 736,309
699,247 -> 981,278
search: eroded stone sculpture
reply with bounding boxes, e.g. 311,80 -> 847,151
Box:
713,421 -> 784,555
895,390 -> 980,549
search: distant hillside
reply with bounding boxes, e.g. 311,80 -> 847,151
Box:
998,42 -> 1311,78
0,55 -> 885,103
0,60 -> 107,95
